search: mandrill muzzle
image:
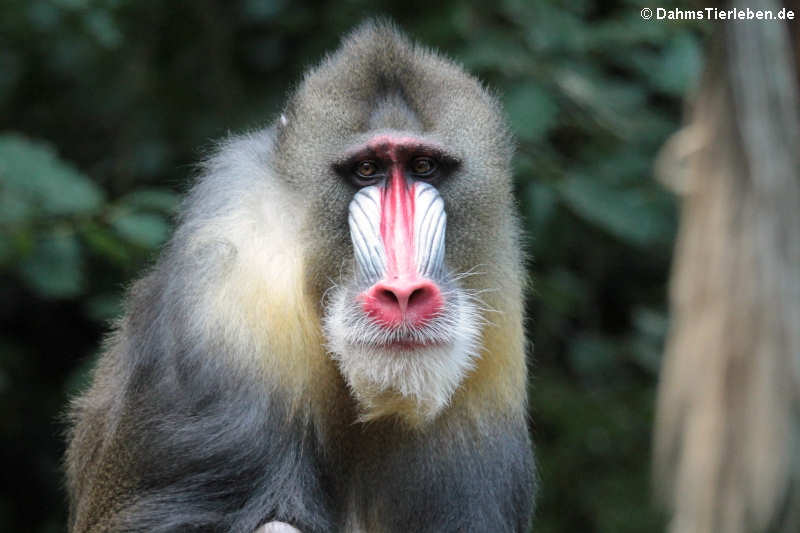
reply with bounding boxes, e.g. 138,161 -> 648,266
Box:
348,178 -> 446,328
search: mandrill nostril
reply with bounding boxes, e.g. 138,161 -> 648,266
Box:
379,289 -> 399,305
407,288 -> 426,307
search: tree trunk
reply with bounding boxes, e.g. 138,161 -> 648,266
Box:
654,1 -> 800,532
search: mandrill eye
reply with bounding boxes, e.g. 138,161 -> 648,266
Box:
355,160 -> 379,178
411,157 -> 436,177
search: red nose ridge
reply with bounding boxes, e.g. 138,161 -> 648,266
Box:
361,278 -> 443,327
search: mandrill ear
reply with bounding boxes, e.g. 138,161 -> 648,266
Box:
254,522 -> 302,533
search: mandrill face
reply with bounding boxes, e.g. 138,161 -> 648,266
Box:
269,26 -> 521,427
323,134 -> 484,423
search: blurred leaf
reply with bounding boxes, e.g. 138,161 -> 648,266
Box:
627,107 -> 679,147
556,68 -> 647,135
26,0 -> 62,31
81,223 -> 130,264
557,173 -> 671,246
0,186 -> 34,224
535,268 -> 589,316
523,5 -> 586,53
0,229 -> 34,264
586,12 -> 671,49
525,181 -> 557,229
577,149 -> 652,186
18,231 -> 84,298
569,334 -> 620,378
119,188 -> 180,214
460,31 -> 533,74
629,307 -> 669,374
506,83 -> 559,143
632,306 -> 669,340
110,212 -> 169,248
651,34 -> 702,96
85,292 -> 122,322
0,134 -> 104,220
241,0 -> 288,21
53,0 -> 90,10
83,9 -> 123,49
129,139 -> 170,178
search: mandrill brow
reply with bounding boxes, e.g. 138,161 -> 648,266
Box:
65,19 -> 535,533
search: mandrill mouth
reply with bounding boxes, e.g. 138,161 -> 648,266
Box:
387,340 -> 438,350
344,295 -> 455,350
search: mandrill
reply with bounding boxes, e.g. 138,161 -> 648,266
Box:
66,20 -> 535,533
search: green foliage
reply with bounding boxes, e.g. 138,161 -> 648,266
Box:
110,212 -> 169,248
18,231 -> 85,298
557,173 -> 672,247
0,134 -> 103,221
0,133 -> 172,300
507,83 -> 560,143
0,1 -> 706,531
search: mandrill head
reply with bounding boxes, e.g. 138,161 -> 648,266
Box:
267,20 -> 522,424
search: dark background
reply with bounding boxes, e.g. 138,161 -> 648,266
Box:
0,1 -> 706,531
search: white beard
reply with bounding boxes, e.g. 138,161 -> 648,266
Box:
324,287 -> 483,422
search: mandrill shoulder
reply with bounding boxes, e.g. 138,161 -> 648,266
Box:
66,130 -> 343,533
66,267 -> 339,533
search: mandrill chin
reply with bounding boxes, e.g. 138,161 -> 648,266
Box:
66,20 -> 535,533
